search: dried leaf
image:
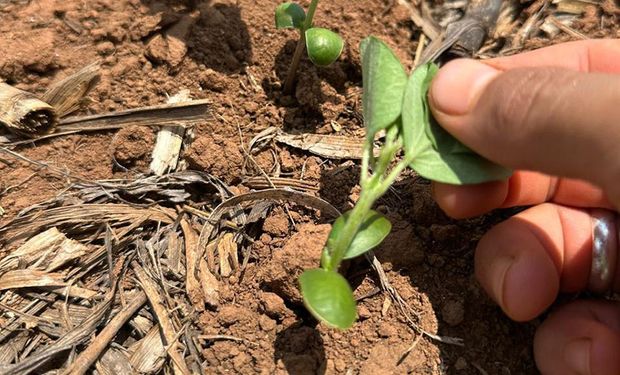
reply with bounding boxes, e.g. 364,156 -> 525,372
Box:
0,269 -> 97,299
0,227 -> 66,272
94,347 -> 133,375
129,327 -> 166,374
276,133 -> 378,160
41,61 -> 101,118
243,176 -> 319,193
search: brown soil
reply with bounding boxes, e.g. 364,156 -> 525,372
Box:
1,0 -> 618,374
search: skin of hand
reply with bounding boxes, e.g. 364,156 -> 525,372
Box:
428,39 -> 620,375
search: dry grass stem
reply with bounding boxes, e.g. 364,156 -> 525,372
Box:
0,82 -> 57,136
133,261 -> 192,375
62,291 -> 147,375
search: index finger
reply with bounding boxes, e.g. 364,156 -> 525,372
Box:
432,171 -> 612,219
486,39 -> 620,73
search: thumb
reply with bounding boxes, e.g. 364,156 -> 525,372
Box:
429,59 -> 620,207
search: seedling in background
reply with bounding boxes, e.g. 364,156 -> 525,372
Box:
299,36 -> 512,329
275,1 -> 344,94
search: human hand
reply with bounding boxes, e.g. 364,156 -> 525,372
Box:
428,39 -> 620,375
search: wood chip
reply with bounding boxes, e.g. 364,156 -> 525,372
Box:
555,0 -> 593,14
150,90 -> 192,176
217,233 -> 238,277
0,227 -> 89,273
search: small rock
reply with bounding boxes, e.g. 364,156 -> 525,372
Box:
259,291 -> 291,320
427,254 -> 445,268
377,321 -> 397,338
442,299 -> 465,327
96,41 -> 115,56
243,101 -> 259,114
455,357 -> 467,370
258,314 -> 277,331
334,358 -> 346,372
262,208 -> 290,237
358,305 -> 372,321
217,306 -> 244,327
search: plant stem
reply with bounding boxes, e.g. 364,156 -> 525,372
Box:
326,128 -> 410,271
282,0 -> 320,94
326,182 -> 377,271
360,140 -> 372,188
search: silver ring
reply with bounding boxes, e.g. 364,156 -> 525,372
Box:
589,209 -> 617,293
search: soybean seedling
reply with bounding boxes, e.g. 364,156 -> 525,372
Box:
275,1 -> 344,93
299,36 -> 512,329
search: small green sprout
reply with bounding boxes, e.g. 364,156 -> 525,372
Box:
299,36 -> 512,329
275,1 -> 344,93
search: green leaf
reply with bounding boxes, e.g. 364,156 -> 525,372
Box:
360,36 -> 408,137
328,209 -> 391,260
401,63 -> 512,184
275,2 -> 306,29
299,268 -> 356,329
305,28 -> 344,67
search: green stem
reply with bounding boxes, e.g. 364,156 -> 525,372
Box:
326,183 -> 378,271
326,127 -> 410,272
282,0 -> 320,94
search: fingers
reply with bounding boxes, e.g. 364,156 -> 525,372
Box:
534,300 -> 620,375
475,203 -> 620,322
487,39 -> 620,73
432,171 -> 611,219
428,40 -> 620,208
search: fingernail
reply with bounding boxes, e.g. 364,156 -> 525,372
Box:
429,59 -> 500,116
564,339 -> 591,375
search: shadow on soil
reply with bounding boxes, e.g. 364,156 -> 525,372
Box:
141,0 -> 252,74
261,38 -> 362,134
368,178 -> 538,373
274,324 -> 327,375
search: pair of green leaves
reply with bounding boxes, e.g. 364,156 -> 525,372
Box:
361,36 -> 512,184
275,2 -> 344,67
300,209 -> 391,329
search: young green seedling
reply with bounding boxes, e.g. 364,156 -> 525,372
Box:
275,1 -> 344,94
299,36 -> 512,329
